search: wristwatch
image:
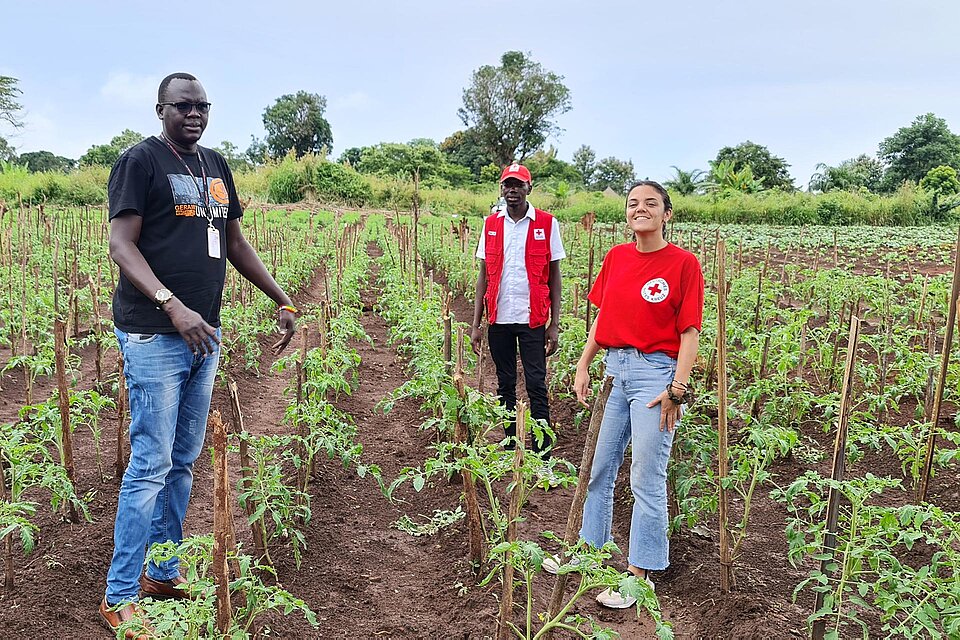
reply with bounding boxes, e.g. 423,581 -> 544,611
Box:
154,288 -> 174,306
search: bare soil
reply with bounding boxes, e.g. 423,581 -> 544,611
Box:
0,240 -> 956,640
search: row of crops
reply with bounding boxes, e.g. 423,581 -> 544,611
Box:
0,199 -> 958,638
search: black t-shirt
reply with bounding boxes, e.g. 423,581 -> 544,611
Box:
109,136 -> 243,333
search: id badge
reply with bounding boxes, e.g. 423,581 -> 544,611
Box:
207,226 -> 221,259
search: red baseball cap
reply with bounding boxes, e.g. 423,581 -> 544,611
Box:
499,163 -> 532,184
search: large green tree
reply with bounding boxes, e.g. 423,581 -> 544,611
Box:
79,129 -> 145,166
19,150 -> 76,173
712,141 -> 793,190
262,91 -> 333,159
0,76 -> 23,129
590,156 -> 635,194
458,51 -> 571,167
808,154 -> 884,193
878,113 -> 960,191
572,144 -> 596,186
439,128 -> 493,179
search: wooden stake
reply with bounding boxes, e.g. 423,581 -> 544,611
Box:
0,455 -> 14,590
716,240 -> 733,593
454,375 -> 484,571
228,380 -> 268,563
811,315 -> 861,640
497,401 -> 526,640
545,377 -> 613,625
916,226 -> 960,503
53,319 -> 78,523
211,410 -> 233,633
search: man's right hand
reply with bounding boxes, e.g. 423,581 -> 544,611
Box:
470,325 -> 483,356
165,298 -> 220,355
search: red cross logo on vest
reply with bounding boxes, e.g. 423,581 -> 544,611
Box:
642,277 -> 669,303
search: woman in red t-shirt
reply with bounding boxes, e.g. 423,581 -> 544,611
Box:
548,181 -> 704,608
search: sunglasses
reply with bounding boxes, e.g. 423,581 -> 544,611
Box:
160,101 -> 212,115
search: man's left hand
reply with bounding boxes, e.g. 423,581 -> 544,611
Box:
272,309 -> 296,354
545,324 -> 559,357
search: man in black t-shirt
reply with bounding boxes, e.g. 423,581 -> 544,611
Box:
99,72 -> 298,637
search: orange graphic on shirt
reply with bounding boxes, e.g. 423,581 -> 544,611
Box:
209,178 -> 230,205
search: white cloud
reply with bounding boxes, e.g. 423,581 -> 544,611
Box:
100,71 -> 159,108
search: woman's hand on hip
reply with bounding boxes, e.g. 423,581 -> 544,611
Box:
647,391 -> 682,432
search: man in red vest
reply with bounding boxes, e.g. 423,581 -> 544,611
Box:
471,163 -> 566,458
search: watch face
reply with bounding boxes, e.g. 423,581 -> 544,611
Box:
155,288 -> 173,304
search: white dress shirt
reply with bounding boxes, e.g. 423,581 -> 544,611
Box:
476,203 -> 567,324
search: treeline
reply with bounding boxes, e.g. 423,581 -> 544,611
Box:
2,153 -> 956,227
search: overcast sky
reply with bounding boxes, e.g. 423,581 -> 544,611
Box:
3,0 -> 959,187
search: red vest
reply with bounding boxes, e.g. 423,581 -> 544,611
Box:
483,209 -> 554,328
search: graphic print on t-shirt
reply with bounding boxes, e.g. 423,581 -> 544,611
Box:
168,174 -> 231,218
641,277 -> 669,303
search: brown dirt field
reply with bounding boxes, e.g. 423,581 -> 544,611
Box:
0,239 -> 956,639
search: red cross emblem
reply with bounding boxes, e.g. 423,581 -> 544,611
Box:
647,283 -> 662,296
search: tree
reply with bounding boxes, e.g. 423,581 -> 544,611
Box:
0,76 -> 23,129
458,51 -> 572,167
523,146 -> 581,184
357,140 -> 447,183
572,145 -> 596,186
590,156 -> 635,194
212,140 -> 251,172
920,165 -> 960,197
707,159 -> 764,193
712,141 -> 793,190
79,129 -> 145,167
664,167 -> 707,195
879,113 -> 960,190
262,91 -> 333,159
440,128 -> 494,179
338,147 -> 363,168
808,154 -> 884,193
0,136 -> 16,163
18,150 -> 76,173
245,136 -> 269,166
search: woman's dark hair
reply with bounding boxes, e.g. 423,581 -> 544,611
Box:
624,180 -> 672,212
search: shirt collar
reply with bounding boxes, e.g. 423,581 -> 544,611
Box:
497,203 -> 536,221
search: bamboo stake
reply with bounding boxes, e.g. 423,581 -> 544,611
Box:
916,227 -> 960,503
53,319 -> 78,523
210,410 -> 233,634
717,240 -> 733,593
498,401 -> 527,640
545,377 -> 613,626
454,375 -> 484,571
811,315 -> 861,640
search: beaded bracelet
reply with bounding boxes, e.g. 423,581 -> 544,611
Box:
665,382 -> 694,405
279,304 -> 298,315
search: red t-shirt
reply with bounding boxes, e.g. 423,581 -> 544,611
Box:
588,243 -> 704,359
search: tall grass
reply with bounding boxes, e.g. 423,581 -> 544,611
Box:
2,157 -> 955,226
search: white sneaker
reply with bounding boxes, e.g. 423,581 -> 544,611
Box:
542,554 -> 597,575
596,587 -> 637,609
595,575 -> 655,609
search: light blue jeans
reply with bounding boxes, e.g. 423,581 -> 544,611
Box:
105,328 -> 220,605
580,347 -> 677,570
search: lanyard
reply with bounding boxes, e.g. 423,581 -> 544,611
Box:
158,134 -> 214,227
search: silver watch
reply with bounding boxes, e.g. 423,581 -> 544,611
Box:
154,288 -> 174,306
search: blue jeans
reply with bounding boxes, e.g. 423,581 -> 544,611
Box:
580,348 -> 677,570
105,328 -> 220,605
